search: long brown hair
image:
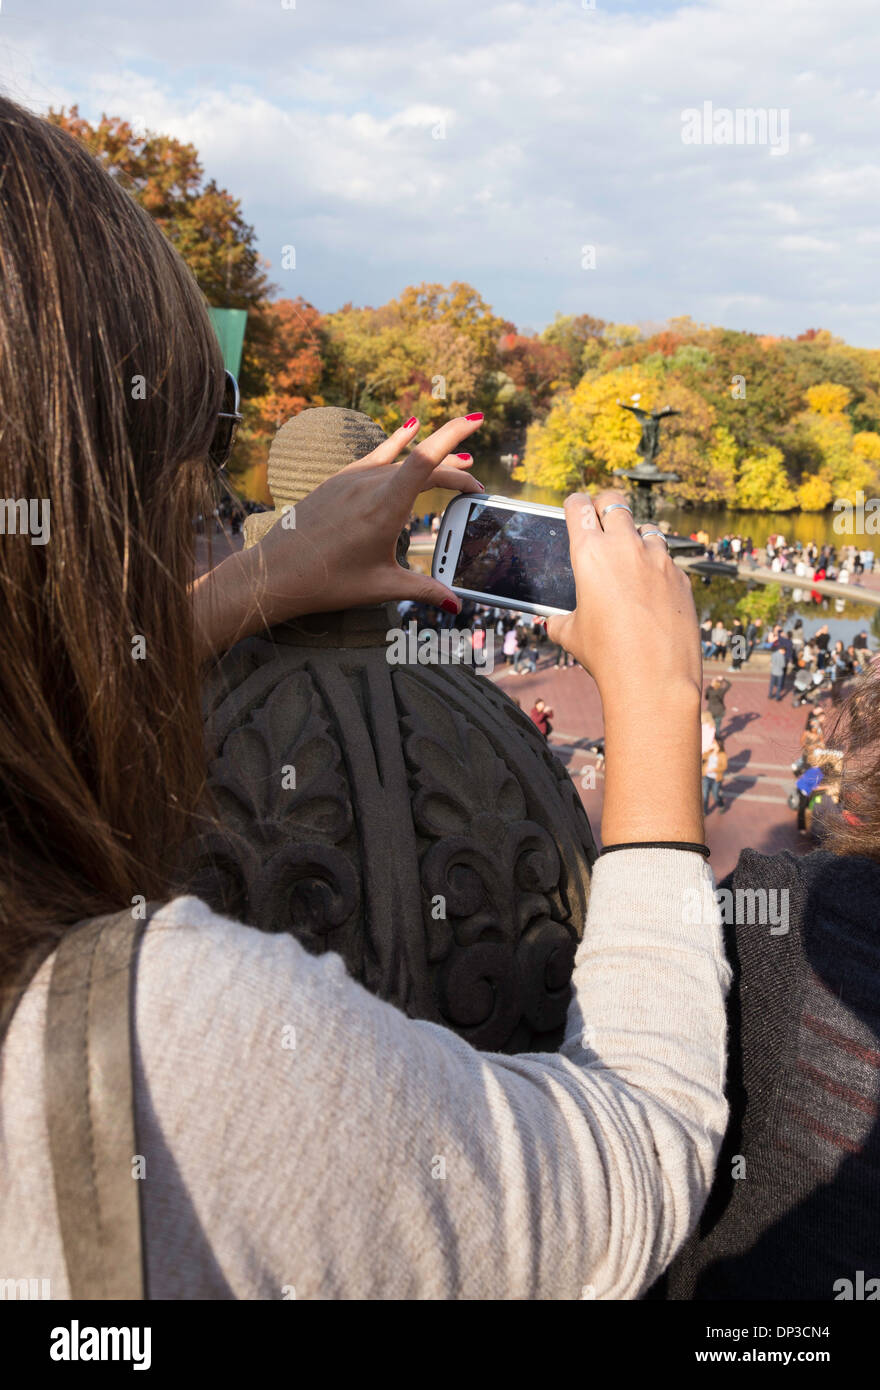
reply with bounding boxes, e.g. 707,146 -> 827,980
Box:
825,668 -> 880,860
0,96 -> 223,987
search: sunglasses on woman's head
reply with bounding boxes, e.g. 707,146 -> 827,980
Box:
209,371 -> 243,471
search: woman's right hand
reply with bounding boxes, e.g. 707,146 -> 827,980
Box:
546,490 -> 701,708
547,490 -> 704,846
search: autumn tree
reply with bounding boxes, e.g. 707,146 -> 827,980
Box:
786,382 -> 880,504
497,333 -> 571,412
252,298 -> 326,432
320,301 -> 485,431
797,473 -> 834,512
734,447 -> 797,511
48,107 -> 275,411
541,313 -> 607,384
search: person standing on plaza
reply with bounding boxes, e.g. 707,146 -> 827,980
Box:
814,623 -> 831,670
702,735 -> 728,815
705,676 -> 730,738
502,625 -> 519,666
529,699 -> 554,739
768,643 -> 787,701
513,625 -> 537,674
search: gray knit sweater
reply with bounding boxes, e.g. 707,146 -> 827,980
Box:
0,849 -> 729,1300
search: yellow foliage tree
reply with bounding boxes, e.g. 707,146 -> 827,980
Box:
793,387 -> 880,501
517,367 -> 726,499
515,366 -> 658,491
796,472 -> 833,512
735,447 -> 797,511
804,381 -> 852,416
654,381 -> 720,502
853,430 -> 880,466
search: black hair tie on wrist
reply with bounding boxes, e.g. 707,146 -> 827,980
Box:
599,840 -> 710,860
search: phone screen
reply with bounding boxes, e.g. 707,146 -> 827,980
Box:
452,502 -> 576,611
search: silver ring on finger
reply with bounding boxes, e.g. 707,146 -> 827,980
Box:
600,503 -> 633,520
638,526 -> 669,548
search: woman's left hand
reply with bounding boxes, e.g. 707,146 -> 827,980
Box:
192,413 -> 485,661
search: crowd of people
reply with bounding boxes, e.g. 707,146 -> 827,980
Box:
695,618 -> 870,830
698,614 -> 873,697
692,530 -> 875,588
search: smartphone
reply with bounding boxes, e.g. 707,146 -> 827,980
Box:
432,494 -> 576,617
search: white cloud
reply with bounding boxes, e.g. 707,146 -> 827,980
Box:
2,0 -> 879,342
777,235 -> 838,254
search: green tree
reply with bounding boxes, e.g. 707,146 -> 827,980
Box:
734,582 -> 788,626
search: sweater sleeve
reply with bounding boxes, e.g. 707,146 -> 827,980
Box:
133,849 -> 730,1300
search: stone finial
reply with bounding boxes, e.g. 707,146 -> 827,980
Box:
243,407 -> 390,549
189,412 -> 596,1055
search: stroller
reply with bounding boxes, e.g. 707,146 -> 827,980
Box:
792,666 -> 829,707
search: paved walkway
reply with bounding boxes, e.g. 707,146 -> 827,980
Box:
490,651 -> 819,880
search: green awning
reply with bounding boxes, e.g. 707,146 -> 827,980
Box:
208,307 -> 248,379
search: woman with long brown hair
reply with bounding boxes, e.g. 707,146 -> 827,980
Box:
0,96 -> 729,1299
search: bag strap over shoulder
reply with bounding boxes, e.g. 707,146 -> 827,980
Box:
45,906 -> 154,1301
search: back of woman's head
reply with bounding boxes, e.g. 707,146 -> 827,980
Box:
0,96 -> 225,982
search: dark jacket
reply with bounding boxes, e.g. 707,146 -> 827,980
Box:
771,635 -> 794,665
705,680 -> 730,718
655,849 -> 880,1300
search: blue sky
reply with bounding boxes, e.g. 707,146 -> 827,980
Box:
2,0 -> 879,344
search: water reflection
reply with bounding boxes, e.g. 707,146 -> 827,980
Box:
689,574 -> 879,647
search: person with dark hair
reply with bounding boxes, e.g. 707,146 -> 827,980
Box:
814,623 -> 831,669
529,699 -> 554,738
513,625 -> 538,673
0,98 -> 728,1301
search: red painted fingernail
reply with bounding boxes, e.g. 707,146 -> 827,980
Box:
465,412 -> 484,421
456,452 -> 472,460
404,417 -> 418,429
441,599 -> 460,614
475,481 -> 485,491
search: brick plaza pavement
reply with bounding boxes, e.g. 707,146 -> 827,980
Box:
490,648 -> 819,881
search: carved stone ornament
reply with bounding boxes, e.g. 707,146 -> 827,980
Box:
183,408 -> 596,1053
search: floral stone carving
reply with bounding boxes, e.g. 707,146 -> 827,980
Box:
183,408 -> 596,1052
